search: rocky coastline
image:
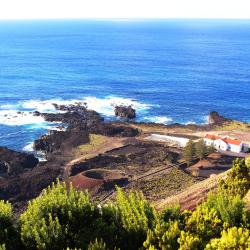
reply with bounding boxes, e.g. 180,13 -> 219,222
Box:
0,102 -> 238,211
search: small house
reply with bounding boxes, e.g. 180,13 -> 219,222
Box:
204,134 -> 245,153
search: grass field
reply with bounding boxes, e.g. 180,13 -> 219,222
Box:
215,121 -> 250,132
126,167 -> 197,202
156,170 -> 229,211
74,134 -> 107,156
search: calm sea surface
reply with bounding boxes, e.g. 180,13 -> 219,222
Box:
0,19 -> 250,151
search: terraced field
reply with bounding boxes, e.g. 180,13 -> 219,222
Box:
156,170 -> 229,211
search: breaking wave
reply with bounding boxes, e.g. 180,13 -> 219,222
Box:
0,96 -> 153,126
144,116 -> 173,124
0,110 -> 46,126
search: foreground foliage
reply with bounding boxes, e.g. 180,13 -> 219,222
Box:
0,158 -> 249,250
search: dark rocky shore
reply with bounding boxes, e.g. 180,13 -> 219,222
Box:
0,103 -> 234,211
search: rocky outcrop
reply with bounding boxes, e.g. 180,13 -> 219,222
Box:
114,105 -> 136,119
34,129 -> 89,155
0,147 -> 38,176
208,111 -> 230,125
34,103 -> 139,156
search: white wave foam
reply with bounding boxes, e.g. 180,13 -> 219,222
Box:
0,110 -> 45,126
22,99 -> 59,113
81,96 -> 152,116
184,121 -> 197,125
144,116 -> 173,124
23,142 -> 34,152
21,96 -> 152,117
1,96 -> 153,126
0,104 -> 20,110
203,115 -> 209,124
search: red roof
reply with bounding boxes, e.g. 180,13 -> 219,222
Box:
205,134 -> 241,146
205,134 -> 220,140
223,138 -> 242,146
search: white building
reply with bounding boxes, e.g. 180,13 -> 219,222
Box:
204,134 -> 248,153
146,134 -> 190,147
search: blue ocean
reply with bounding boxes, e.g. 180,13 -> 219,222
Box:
0,19 -> 250,151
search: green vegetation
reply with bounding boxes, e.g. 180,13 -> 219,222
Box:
0,157 -> 249,250
215,120 -> 250,132
74,134 -> 106,156
131,167 -> 196,200
205,227 -> 250,250
195,139 -> 207,160
184,139 -> 213,165
0,201 -> 18,250
183,140 -> 196,165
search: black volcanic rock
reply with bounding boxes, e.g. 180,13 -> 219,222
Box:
0,147 -> 39,176
34,129 -> 90,154
114,105 -> 136,119
208,111 -> 230,125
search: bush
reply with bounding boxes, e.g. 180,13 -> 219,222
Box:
115,188 -> 157,250
88,239 -> 107,250
205,227 -> 250,249
220,158 -> 250,197
184,203 -> 222,245
178,231 -> 202,250
161,205 -> 182,223
19,180 -> 95,250
143,221 -> 180,249
0,201 -> 19,250
205,192 -> 247,228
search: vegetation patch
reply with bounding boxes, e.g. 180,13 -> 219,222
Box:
0,157 -> 249,250
215,120 -> 250,131
127,167 -> 197,201
74,134 -> 107,156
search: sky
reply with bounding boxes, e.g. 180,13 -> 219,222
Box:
0,0 -> 250,20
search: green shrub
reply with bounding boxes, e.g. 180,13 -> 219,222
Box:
178,231 -> 202,250
161,205 -> 182,223
19,180 -> 95,250
88,239 -> 107,250
115,188 -> 157,250
205,192 -> 247,228
0,200 -> 19,250
143,220 -> 180,249
205,227 -> 250,249
185,203 -> 222,245
220,158 -> 250,197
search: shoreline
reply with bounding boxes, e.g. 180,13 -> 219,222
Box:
0,102 -> 249,212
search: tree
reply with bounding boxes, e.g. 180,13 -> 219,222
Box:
195,139 -> 207,160
184,140 -> 195,166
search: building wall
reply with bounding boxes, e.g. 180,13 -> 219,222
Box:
150,134 -> 190,147
205,137 -> 244,153
214,139 -> 228,151
230,144 -> 242,153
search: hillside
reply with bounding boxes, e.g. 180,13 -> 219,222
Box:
156,170 -> 229,211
